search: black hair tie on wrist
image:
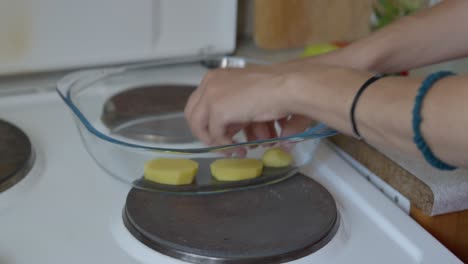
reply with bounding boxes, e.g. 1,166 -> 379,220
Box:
350,73 -> 385,140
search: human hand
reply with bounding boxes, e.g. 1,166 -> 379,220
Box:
184,65 -> 315,148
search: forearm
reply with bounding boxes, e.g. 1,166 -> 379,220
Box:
305,0 -> 468,73
290,68 -> 468,168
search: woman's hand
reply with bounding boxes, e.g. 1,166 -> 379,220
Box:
184,65 -> 313,147
184,47 -> 370,148
185,0 -> 468,168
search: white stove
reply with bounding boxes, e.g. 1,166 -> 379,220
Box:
0,0 -> 462,262
0,86 -> 461,263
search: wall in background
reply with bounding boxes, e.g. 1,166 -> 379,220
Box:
238,0 -> 442,50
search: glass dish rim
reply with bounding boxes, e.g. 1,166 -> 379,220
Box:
56,57 -> 338,154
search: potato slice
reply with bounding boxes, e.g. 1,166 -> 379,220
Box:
144,158 -> 198,185
262,147 -> 293,168
210,159 -> 263,181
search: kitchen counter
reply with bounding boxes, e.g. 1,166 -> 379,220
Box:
235,39 -> 468,216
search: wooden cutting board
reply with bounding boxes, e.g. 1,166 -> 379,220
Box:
254,0 -> 372,50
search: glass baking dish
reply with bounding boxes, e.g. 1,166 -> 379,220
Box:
57,57 -> 337,193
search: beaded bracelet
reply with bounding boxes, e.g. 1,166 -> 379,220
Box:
412,71 -> 457,170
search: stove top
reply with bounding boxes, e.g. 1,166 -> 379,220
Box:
124,174 -> 338,263
0,120 -> 34,192
0,82 -> 461,263
102,85 -> 197,144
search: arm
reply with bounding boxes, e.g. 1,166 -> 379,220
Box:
301,0 -> 468,72
185,65 -> 468,168
289,67 -> 468,168
185,0 -> 468,168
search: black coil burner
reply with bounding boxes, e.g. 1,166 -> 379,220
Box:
0,120 -> 34,192
123,173 -> 339,264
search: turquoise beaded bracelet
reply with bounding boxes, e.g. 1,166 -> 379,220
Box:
412,71 -> 457,171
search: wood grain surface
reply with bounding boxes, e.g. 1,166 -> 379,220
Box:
411,206 -> 468,263
254,0 -> 372,50
330,134 -> 435,214
330,134 -> 468,262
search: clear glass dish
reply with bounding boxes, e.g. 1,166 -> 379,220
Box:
57,57 -> 337,193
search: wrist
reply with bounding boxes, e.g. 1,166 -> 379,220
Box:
287,67 -> 374,134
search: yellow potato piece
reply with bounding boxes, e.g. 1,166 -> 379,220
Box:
144,158 -> 198,185
210,159 -> 263,181
262,147 -> 293,168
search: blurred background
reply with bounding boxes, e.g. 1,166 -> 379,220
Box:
237,0 -> 434,50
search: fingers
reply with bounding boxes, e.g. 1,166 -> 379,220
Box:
185,66 -> 289,149
184,87 -> 201,118
208,112 -> 232,146
219,125 -> 247,157
184,70 -> 213,116
187,101 -> 212,145
267,121 -> 279,138
279,115 -> 312,137
187,69 -> 238,147
244,122 -> 278,141
226,124 -> 245,139
187,89 -> 237,147
248,123 -> 269,140
185,70 -> 216,146
279,115 -> 312,151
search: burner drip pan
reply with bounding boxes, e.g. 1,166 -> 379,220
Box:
0,120 -> 34,192
124,173 -> 339,264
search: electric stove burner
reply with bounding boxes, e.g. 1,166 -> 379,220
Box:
102,85 -> 197,144
0,120 -> 34,192
123,173 -> 339,264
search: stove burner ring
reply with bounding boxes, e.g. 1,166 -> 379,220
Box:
101,85 -> 197,144
0,120 -> 34,192
123,173 -> 339,264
